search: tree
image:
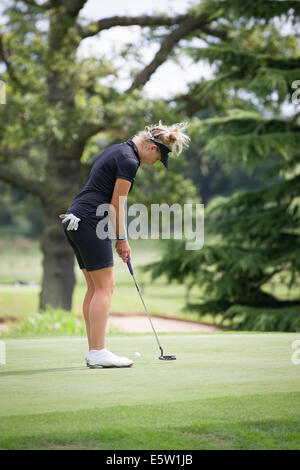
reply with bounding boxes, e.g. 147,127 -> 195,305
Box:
183,119 -> 283,206
0,0 -> 223,310
143,0 -> 300,331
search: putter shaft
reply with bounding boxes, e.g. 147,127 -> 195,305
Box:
130,272 -> 163,356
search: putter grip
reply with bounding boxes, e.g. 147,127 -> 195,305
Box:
126,257 -> 134,275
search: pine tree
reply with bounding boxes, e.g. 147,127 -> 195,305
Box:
144,0 -> 300,331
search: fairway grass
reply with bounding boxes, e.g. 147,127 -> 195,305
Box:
1,333 -> 300,450
1,237 -> 299,326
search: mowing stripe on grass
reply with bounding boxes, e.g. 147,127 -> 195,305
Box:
1,334 -> 299,419
0,392 -> 300,450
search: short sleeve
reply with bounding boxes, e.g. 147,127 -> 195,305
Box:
116,155 -> 139,183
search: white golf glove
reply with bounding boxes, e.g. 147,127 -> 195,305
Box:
59,213 -> 81,231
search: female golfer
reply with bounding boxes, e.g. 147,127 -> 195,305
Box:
60,121 -> 190,368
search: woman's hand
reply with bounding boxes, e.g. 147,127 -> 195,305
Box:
115,240 -> 131,263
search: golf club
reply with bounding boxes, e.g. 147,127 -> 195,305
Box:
126,256 -> 176,361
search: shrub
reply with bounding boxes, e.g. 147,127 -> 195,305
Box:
3,308 -> 123,336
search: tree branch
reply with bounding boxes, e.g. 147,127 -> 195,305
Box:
0,165 -> 45,199
75,122 -> 106,145
63,0 -> 89,17
199,24 -> 227,40
126,15 -> 208,93
0,32 -> 45,93
21,0 -> 58,9
170,80 -> 225,116
22,0 -> 86,14
77,14 -> 189,39
0,33 -> 27,91
0,139 -> 45,158
254,268 -> 283,289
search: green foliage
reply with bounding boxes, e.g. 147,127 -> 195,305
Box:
143,237 -> 300,331
185,147 -> 279,203
0,2 -> 199,236
221,304 -> 300,331
185,19 -> 300,112
189,112 -> 300,169
142,0 -> 300,331
1,0 -> 300,325
3,309 -> 87,336
131,154 -> 199,208
3,308 -> 121,337
0,182 -> 43,237
3,307 -> 123,337
195,0 -> 300,22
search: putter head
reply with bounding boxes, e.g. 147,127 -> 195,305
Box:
158,347 -> 176,360
159,355 -> 176,361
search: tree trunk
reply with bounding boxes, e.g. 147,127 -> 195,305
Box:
38,143 -> 84,311
39,201 -> 76,311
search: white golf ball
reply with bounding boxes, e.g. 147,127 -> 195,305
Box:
133,352 -> 141,357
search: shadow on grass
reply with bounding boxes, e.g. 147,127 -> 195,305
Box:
0,364 -> 138,377
0,367 -> 86,377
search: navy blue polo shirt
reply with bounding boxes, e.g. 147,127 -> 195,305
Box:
66,140 -> 140,220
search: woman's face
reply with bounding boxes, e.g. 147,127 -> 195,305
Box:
142,143 -> 161,165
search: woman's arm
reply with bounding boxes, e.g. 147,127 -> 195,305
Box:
110,178 -> 132,262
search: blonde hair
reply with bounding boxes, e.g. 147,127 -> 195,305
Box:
134,120 -> 190,155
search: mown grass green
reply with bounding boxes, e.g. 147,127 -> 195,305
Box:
1,333 -> 299,449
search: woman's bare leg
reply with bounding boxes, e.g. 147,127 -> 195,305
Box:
88,267 -> 115,350
81,268 -> 95,350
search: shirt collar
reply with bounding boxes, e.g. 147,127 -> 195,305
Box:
126,140 -> 140,165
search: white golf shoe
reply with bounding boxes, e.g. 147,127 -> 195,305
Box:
86,349 -> 133,368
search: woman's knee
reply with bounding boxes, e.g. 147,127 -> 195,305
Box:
86,285 -> 95,297
93,283 -> 114,300
82,268 -> 94,291
90,267 -> 115,296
